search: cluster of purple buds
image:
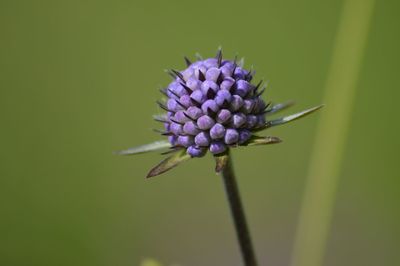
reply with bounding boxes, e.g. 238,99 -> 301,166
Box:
116,49 -> 322,176
157,50 -> 268,157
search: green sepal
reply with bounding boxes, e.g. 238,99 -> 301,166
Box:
243,135 -> 282,146
146,149 -> 191,178
265,101 -> 295,114
114,140 -> 171,156
267,105 -> 324,127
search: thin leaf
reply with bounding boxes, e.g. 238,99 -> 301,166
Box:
114,140 -> 171,156
267,105 -> 324,128
147,149 -> 191,178
266,101 -> 295,114
160,147 -> 183,155
215,152 -> 229,173
244,135 -> 282,146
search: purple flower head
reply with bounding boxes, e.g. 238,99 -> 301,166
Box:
157,50 -> 269,157
117,49 -> 323,178
116,49 -> 324,265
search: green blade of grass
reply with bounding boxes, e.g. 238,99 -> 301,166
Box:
290,1 -> 376,266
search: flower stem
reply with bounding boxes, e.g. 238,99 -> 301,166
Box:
221,153 -> 258,266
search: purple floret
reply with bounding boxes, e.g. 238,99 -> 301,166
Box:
210,141 -> 227,154
187,145 -> 207,157
210,123 -> 226,139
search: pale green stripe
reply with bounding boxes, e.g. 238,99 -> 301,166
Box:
140,258 -> 163,266
290,1 -> 376,266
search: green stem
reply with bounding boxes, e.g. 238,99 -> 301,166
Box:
221,154 -> 258,266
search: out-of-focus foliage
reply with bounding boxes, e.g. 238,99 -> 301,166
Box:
140,258 -> 163,266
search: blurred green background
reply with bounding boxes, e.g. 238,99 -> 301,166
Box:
1,0 -> 399,265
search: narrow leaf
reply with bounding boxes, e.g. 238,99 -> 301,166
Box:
160,147 -> 183,155
244,135 -> 282,146
114,141 -> 171,156
266,101 -> 295,114
215,153 -> 229,173
147,149 -> 191,178
267,105 -> 324,127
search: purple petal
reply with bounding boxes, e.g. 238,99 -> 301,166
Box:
191,61 -> 202,68
246,115 -> 258,128
186,77 -> 202,91
205,67 -> 221,82
232,113 -> 246,128
166,89 -> 179,100
168,135 -> 178,145
197,115 -> 215,130
179,95 -> 191,108
242,99 -> 255,114
209,141 -> 227,154
234,80 -> 252,97
210,123 -> 226,139
186,106 -> 203,120
216,109 -> 232,124
190,90 -> 206,104
194,132 -> 211,146
256,115 -> 266,127
215,90 -> 232,106
220,77 -> 235,91
177,135 -> 194,147
183,121 -> 200,135
238,129 -> 252,144
230,95 -> 244,111
201,99 -> 219,115
170,122 -> 183,135
168,82 -> 187,97
220,62 -> 234,77
201,80 -> 219,96
182,68 -> 195,81
224,128 -> 239,145
167,99 -> 183,112
173,111 -> 191,124
203,58 -> 218,68
234,67 -> 247,80
187,146 -> 207,157
164,122 -> 170,131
